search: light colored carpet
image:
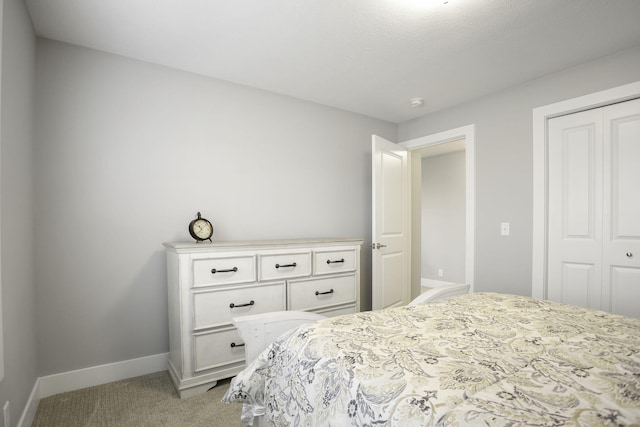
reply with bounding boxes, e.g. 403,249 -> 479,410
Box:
32,371 -> 244,427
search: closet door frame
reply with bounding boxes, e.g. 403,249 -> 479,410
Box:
532,81 -> 640,299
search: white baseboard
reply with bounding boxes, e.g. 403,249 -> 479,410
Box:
421,278 -> 458,288
39,353 -> 169,398
18,352 -> 169,427
17,378 -> 40,427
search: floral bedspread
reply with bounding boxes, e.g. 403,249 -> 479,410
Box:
222,293 -> 640,426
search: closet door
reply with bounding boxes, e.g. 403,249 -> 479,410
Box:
547,98 -> 640,318
601,98 -> 640,317
547,109 -> 603,310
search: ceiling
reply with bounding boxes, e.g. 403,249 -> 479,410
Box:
25,0 -> 640,123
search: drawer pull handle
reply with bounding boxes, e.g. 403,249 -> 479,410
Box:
230,300 -> 255,309
230,342 -> 245,348
315,289 -> 334,296
275,262 -> 297,269
327,258 -> 345,264
211,267 -> 238,274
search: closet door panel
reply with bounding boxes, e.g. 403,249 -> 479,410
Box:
608,266 -> 640,318
548,98 -> 640,317
547,109 -> 603,309
561,262 -> 596,309
562,126 -> 596,238
602,98 -> 640,318
607,101 -> 640,238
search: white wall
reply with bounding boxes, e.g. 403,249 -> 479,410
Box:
33,39 -> 396,376
421,151 -> 465,283
399,45 -> 640,296
0,0 -> 38,420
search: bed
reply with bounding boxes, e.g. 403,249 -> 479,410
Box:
222,292 -> 640,426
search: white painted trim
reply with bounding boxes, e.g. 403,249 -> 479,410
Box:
402,125 -> 473,150
38,352 -> 169,398
16,378 -> 40,427
0,0 -> 5,384
17,353 -> 169,426
400,124 -> 475,293
532,81 -> 640,299
421,278 -> 458,288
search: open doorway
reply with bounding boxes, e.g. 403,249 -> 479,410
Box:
419,140 -> 466,291
400,125 -> 475,299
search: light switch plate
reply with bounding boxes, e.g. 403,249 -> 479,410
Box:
500,222 -> 510,236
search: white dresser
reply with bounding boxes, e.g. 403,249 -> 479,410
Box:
164,238 -> 363,398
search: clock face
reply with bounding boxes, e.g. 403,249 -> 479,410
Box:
192,219 -> 213,240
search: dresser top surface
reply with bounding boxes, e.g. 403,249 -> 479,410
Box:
164,237 -> 363,252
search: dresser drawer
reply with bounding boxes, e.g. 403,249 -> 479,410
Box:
193,256 -> 256,287
315,304 -> 357,318
313,249 -> 357,275
193,328 -> 246,372
259,252 -> 311,281
193,282 -> 285,330
288,274 -> 356,311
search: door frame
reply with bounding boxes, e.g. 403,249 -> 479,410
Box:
532,80 -> 640,299
400,124 -> 475,294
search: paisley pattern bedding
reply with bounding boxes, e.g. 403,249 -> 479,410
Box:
222,293 -> 640,426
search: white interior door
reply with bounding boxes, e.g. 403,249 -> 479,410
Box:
547,109 -> 603,310
372,135 -> 410,310
548,98 -> 640,318
601,98 -> 640,317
